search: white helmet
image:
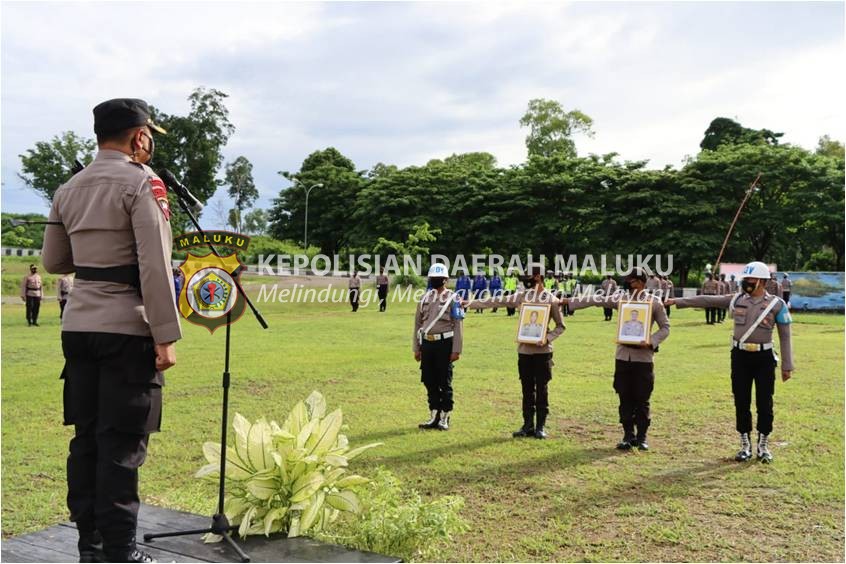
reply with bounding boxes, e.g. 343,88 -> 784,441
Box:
427,263 -> 449,278
740,261 -> 770,280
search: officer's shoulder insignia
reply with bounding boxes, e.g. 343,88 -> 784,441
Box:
149,176 -> 171,221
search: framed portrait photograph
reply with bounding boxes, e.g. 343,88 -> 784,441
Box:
516,303 -> 551,345
616,301 -> 653,345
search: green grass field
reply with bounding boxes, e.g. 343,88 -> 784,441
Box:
2,278 -> 843,561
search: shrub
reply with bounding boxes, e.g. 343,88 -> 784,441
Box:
318,468 -> 467,562
196,391 -> 381,540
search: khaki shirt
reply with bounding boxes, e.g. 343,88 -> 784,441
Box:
600,279 -> 617,295
466,287 -> 565,355
58,276 -> 74,300
702,279 -> 719,295
765,279 -> 782,298
645,277 -> 659,290
21,273 -> 43,298
412,289 -> 463,354
673,292 -> 793,371
781,278 -> 791,291
728,279 -> 738,293
42,150 -> 182,344
349,276 -> 361,289
569,291 -> 670,363
375,274 -> 389,286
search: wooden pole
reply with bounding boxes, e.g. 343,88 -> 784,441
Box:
714,173 -> 762,273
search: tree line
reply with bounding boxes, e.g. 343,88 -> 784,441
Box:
12,91 -> 845,284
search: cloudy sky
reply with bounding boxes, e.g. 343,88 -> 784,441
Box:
2,1 -> 843,226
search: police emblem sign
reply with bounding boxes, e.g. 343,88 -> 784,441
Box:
176,231 -> 251,333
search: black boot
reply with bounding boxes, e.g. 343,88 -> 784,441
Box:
104,540 -> 155,563
512,411 -> 534,437
635,432 -> 649,451
534,414 -> 548,439
78,529 -> 102,563
418,409 -> 440,429
436,411 -> 451,431
616,426 -> 635,450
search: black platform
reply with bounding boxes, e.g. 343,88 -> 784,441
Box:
1,504 -> 400,563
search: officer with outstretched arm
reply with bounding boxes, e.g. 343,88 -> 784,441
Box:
42,98 -> 181,563
666,261 -> 793,463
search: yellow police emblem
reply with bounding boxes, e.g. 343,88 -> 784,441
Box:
178,251 -> 246,332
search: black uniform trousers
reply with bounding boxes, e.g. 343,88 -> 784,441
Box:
730,348 -> 776,435
505,290 -> 516,316
349,288 -> 360,312
26,296 -> 41,324
613,359 -> 654,438
783,291 -> 791,304
420,338 -> 454,412
62,332 -> 163,549
59,298 -> 68,319
603,307 -> 614,321
378,285 -> 388,312
518,353 -> 552,424
705,306 -> 718,324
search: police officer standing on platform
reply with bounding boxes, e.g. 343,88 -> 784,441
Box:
42,98 -> 181,563
463,265 -> 565,439
667,261 -> 793,463
21,263 -> 43,326
413,264 -> 463,431
563,268 -> 670,451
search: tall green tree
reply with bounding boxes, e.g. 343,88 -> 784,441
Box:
18,131 -> 96,202
224,156 -> 259,233
519,98 -> 593,158
150,87 -> 235,232
699,117 -> 783,151
269,148 -> 364,255
243,208 -> 268,235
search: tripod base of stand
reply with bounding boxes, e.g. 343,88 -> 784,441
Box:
144,513 -> 250,562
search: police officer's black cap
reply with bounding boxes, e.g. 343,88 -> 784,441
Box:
93,98 -> 167,136
625,268 -> 647,282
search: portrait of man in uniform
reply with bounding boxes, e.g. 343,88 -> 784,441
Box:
517,304 -> 551,344
617,302 -> 652,345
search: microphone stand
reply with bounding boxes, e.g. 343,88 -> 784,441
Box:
142,192 -> 267,562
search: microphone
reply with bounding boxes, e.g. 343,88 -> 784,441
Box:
158,169 -> 204,214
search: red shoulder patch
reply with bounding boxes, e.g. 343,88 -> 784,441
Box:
150,177 -> 171,221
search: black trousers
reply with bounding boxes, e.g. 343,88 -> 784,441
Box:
718,307 -> 727,322
62,332 -> 163,549
705,306 -> 718,324
518,353 -> 552,424
613,360 -> 654,438
349,288 -> 360,312
59,298 -> 68,319
505,290 -> 516,316
603,307 -> 614,321
26,296 -> 41,324
378,285 -> 388,311
783,291 -> 791,304
730,348 -> 776,435
664,305 -> 671,318
420,338 -> 454,412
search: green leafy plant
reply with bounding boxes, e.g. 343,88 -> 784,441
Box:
318,468 -> 467,562
196,391 -> 380,540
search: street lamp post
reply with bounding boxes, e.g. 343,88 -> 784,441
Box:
303,182 -> 323,249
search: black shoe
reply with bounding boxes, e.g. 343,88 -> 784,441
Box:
635,437 -> 649,451
78,530 -> 102,563
418,409 -> 440,429
512,426 -> 534,438
33,322 -> 40,326
616,432 -> 635,450
534,426 -> 548,439
104,544 -> 156,563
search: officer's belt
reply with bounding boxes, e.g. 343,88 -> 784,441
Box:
423,331 -> 454,342
74,265 -> 140,288
732,340 -> 773,352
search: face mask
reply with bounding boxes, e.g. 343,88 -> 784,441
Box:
137,131 -> 155,164
430,277 -> 445,289
741,280 -> 757,294
523,277 -> 537,289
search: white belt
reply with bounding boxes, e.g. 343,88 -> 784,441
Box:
732,340 -> 773,352
423,331 -> 454,342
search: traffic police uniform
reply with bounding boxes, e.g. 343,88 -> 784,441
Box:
567,272 -> 670,450
671,261 -> 793,463
413,264 -> 464,430
466,267 -> 566,439
503,273 -> 519,316
42,98 -> 181,562
21,265 -> 43,325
